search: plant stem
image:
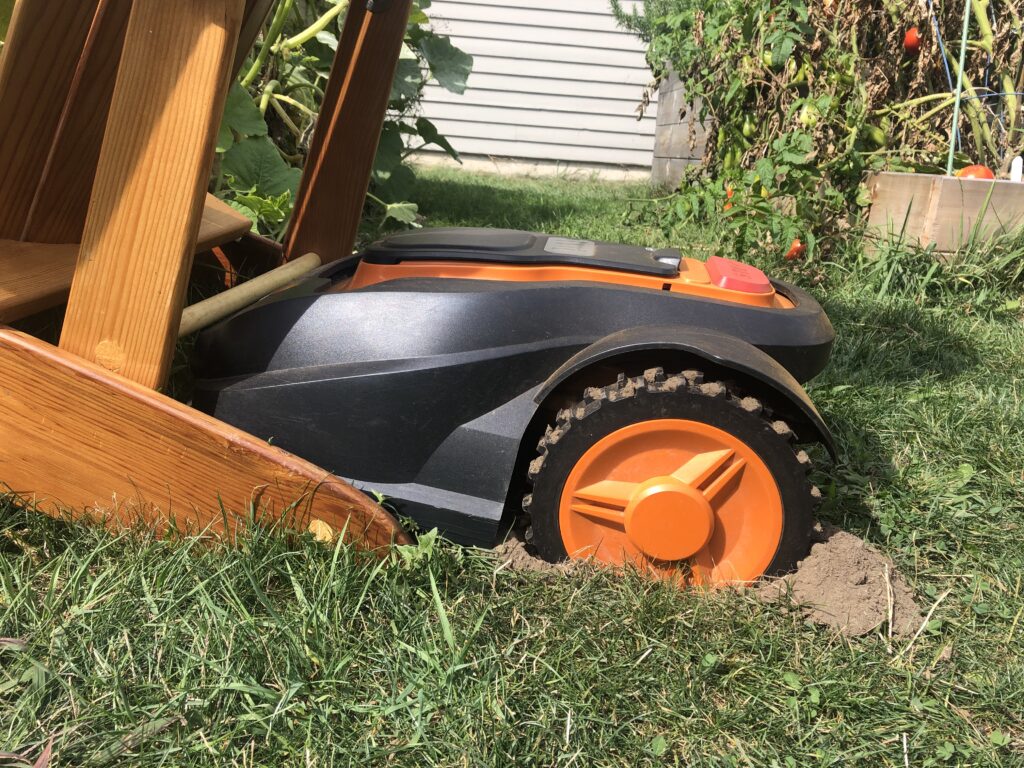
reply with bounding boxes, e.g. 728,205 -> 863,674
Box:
274,0 -> 350,54
259,80 -> 280,116
947,0 -> 973,175
271,93 -> 316,117
241,0 -> 294,88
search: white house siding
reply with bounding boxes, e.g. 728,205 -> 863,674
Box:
421,0 -> 656,169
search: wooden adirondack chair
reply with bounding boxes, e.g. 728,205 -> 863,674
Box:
0,0 -> 413,549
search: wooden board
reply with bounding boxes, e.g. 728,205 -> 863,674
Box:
21,0 -> 132,245
17,0 -> 268,245
1,196 -> 253,324
0,0 -> 101,240
60,0 -> 246,388
0,329 -> 410,550
0,241 -> 78,323
866,172 -> 1024,252
284,0 -> 412,263
197,194 -> 254,253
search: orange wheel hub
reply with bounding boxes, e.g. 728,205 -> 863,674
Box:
558,419 -> 783,584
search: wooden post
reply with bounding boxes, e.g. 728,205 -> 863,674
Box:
59,0 -> 245,388
284,0 -> 413,264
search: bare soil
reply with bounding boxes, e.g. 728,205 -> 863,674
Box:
493,532 -> 568,574
757,524 -> 923,637
495,524 -> 923,639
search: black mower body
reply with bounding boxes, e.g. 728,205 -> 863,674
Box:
193,229 -> 834,546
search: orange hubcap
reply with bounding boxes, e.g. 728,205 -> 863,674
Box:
558,419 -> 783,584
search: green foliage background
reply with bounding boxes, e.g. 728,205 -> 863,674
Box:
214,0 -> 472,239
613,0 -> 1024,259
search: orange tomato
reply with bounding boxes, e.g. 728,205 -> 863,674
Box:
903,27 -> 921,55
956,164 -> 996,180
785,238 -> 806,261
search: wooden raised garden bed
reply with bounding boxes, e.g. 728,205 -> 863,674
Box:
865,171 -> 1024,253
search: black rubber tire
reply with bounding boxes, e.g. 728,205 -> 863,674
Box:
523,367 -> 819,578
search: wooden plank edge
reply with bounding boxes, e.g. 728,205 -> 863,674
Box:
0,328 -> 411,551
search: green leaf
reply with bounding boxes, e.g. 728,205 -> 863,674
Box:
420,35 -> 473,94
220,83 -> 268,142
315,30 -> 338,52
391,57 -> 425,104
373,124 -> 405,175
225,200 -> 259,230
990,731 -> 1011,747
233,190 -> 292,227
0,0 -> 14,43
374,164 -> 416,203
647,735 -> 668,756
384,201 -> 419,226
770,38 -> 795,71
221,137 -> 301,197
415,117 -> 460,161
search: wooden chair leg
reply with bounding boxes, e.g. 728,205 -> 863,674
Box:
284,0 -> 412,264
60,0 -> 246,389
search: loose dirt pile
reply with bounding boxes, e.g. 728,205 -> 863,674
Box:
493,532 -> 567,574
494,525 -> 923,638
757,525 -> 923,637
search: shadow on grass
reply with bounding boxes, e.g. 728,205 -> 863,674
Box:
410,170 -> 629,233
821,296 -> 981,384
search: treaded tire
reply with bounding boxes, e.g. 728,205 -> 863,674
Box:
523,368 -> 819,579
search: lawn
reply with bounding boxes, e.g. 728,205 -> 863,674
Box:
2,167 -> 1023,766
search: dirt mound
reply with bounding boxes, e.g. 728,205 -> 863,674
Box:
758,525 -> 922,637
494,526 -> 923,639
492,532 -> 568,574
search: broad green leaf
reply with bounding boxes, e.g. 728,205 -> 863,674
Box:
373,124 -> 405,175
648,735 -> 668,756
225,200 -> 260,231
391,58 -> 425,104
221,137 -> 301,197
217,83 -> 268,152
374,164 -> 416,203
222,83 -> 268,138
384,202 -> 419,226
415,117 -> 460,162
234,190 -> 292,227
315,30 -> 338,52
420,35 -> 473,94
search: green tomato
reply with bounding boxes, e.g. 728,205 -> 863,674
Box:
861,125 -> 887,149
798,104 -> 820,129
741,114 -> 757,139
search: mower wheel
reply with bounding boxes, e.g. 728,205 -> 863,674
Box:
523,368 -> 819,584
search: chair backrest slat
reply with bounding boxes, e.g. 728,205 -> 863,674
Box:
1,0 -> 273,246
59,0 -> 246,388
284,0 -> 413,264
22,0 -> 132,244
0,0 -> 101,241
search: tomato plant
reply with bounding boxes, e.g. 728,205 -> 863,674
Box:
614,0 -> 1024,260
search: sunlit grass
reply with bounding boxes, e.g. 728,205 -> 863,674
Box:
2,167 -> 1022,766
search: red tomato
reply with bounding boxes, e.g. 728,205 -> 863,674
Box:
903,27 -> 921,55
785,238 -> 806,261
956,164 -> 996,180
724,186 -> 734,211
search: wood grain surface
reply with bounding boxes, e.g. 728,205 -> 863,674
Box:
0,328 -> 410,550
284,0 -> 412,263
60,0 -> 245,388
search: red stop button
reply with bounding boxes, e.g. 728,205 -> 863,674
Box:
705,255 -> 772,294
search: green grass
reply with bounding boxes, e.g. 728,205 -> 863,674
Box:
3,167 -> 1024,766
